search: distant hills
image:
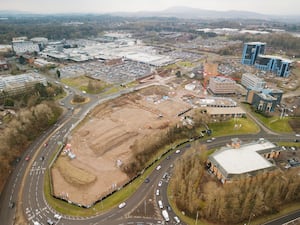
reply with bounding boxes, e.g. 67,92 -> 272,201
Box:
110,6 -> 300,22
0,6 -> 300,23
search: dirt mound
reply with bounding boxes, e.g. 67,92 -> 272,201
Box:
55,157 -> 97,187
91,131 -> 138,156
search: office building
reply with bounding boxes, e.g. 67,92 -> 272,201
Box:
241,42 -> 266,65
241,73 -> 266,90
0,73 -> 47,97
246,89 -> 283,112
208,76 -> 236,95
255,55 -> 291,77
241,42 -> 292,77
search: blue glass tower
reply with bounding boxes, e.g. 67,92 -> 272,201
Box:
241,42 -> 266,65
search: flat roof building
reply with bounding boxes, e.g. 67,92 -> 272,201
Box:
0,73 -> 47,97
208,76 -> 236,95
12,41 -> 40,54
207,138 -> 280,183
241,73 -> 266,91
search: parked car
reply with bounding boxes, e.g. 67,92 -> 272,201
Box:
25,155 -> 30,161
54,214 -> 62,220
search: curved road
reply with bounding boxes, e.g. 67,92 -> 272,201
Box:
0,84 -> 299,225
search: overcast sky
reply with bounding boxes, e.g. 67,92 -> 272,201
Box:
1,0 -> 299,15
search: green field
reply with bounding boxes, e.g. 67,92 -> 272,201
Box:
242,103 -> 295,133
208,117 -> 260,137
61,76 -> 111,94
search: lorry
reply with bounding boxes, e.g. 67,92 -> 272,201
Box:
162,209 -> 170,222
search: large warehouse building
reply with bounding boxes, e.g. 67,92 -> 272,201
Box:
207,138 -> 281,183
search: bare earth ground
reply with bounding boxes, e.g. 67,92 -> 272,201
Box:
52,85 -> 191,206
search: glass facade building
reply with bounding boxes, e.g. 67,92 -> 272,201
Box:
241,42 -> 291,77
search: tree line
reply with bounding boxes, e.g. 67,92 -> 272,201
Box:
0,83 -> 63,192
229,33 -> 300,57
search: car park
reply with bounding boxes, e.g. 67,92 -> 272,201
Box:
118,202 -> 126,209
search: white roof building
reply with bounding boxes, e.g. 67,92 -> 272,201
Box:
208,138 -> 280,183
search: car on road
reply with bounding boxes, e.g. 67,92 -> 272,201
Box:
166,156 -> 170,160
206,139 -> 212,143
118,202 -> 126,209
175,149 -> 181,154
33,221 -> 41,225
8,201 -> 15,208
156,189 -> 160,196
144,178 -> 150,183
158,181 -> 162,187
158,200 -> 163,209
174,216 -> 181,224
156,165 -> 161,170
25,155 -> 30,161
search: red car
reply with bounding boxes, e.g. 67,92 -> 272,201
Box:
25,155 -> 30,161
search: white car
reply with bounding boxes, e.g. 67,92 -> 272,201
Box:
174,216 -> 180,224
156,165 -> 161,170
175,149 -> 181,154
118,202 -> 126,209
156,189 -> 160,196
158,181 -> 162,187
54,214 -> 62,220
